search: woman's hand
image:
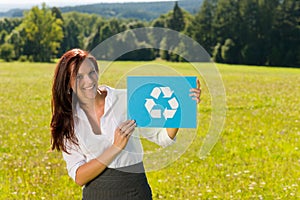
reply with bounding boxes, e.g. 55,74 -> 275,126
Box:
113,120 -> 136,150
75,120 -> 136,186
189,79 -> 201,103
167,79 -> 201,139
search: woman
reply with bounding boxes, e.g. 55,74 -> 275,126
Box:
50,48 -> 201,199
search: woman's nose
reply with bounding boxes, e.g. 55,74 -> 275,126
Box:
83,74 -> 93,83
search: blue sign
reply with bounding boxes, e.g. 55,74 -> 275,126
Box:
127,76 -> 197,128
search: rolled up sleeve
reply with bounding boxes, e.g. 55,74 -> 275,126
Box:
62,143 -> 86,182
138,128 -> 176,148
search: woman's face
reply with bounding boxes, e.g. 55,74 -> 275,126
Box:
71,58 -> 99,101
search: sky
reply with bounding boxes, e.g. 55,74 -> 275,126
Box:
0,0 -> 174,12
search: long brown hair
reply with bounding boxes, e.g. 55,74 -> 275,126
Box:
50,49 -> 98,153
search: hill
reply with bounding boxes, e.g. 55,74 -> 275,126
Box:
0,0 -> 203,20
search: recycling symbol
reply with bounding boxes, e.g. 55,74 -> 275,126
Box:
144,87 -> 179,120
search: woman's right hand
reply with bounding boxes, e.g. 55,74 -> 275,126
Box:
75,120 -> 136,186
113,120 -> 136,150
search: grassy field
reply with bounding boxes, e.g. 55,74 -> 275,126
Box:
0,61 -> 299,199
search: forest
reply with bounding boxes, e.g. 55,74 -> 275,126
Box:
0,0 -> 299,67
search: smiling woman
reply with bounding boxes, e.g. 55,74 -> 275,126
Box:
49,48 -> 201,199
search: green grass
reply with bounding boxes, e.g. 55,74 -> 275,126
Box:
0,61 -> 299,199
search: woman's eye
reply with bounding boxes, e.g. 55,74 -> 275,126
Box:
89,70 -> 96,75
76,75 -> 83,79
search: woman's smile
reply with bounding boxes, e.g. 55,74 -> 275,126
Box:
83,84 -> 96,90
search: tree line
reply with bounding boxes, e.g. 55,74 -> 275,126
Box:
58,0 -> 202,21
0,0 -> 202,19
0,0 -> 299,67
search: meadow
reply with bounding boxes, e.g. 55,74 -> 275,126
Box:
0,61 -> 299,199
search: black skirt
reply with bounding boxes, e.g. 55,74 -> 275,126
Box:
82,162 -> 152,200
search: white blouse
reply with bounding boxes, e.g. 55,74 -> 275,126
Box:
62,86 -> 175,181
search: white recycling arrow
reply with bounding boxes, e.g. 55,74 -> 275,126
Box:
163,108 -> 176,119
150,87 -> 161,99
168,97 -> 179,109
145,99 -> 156,113
160,87 -> 173,98
145,86 -> 179,120
150,109 -> 161,118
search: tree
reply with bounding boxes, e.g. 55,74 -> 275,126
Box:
19,3 -> 63,62
238,0 -> 262,65
127,21 -> 148,43
212,0 -> 242,63
159,36 -> 170,61
0,30 -> 7,45
221,38 -> 238,64
270,0 -> 300,67
190,0 -> 215,55
52,7 -> 63,21
212,42 -> 223,63
86,25 -> 101,51
6,29 -> 24,60
87,18 -> 127,51
0,43 -> 15,61
99,19 -> 125,42
159,32 -> 181,61
167,2 -> 185,32
116,30 -> 155,61
60,19 -> 82,53
257,0 -> 280,65
151,15 -> 167,28
0,18 -> 22,34
213,0 -> 239,42
150,14 -> 169,57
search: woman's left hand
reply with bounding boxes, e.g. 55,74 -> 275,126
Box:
189,79 -> 201,104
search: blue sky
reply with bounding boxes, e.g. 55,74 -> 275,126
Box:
0,0 -> 174,12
